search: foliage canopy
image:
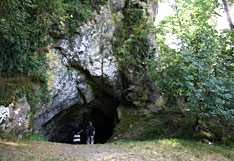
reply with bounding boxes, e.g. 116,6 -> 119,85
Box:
152,0 -> 234,120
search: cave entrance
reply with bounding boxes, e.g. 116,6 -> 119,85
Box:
46,95 -> 119,144
81,108 -> 116,144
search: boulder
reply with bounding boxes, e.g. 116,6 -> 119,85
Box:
0,97 -> 30,137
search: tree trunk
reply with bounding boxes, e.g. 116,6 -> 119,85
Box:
222,0 -> 234,29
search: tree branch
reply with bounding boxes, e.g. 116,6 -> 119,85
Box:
213,11 -> 222,17
221,0 -> 234,29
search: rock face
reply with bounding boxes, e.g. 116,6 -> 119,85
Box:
0,97 -> 30,137
109,0 -> 126,11
33,0 -> 160,142
55,4 -> 122,97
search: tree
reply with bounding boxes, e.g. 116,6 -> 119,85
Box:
152,0 -> 234,120
221,0 -> 234,29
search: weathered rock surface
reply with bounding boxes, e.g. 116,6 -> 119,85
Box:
120,0 -> 160,111
34,48 -> 87,132
109,0 -> 126,11
55,5 -> 122,97
34,4 -> 123,137
33,0 -> 160,141
0,97 -> 30,137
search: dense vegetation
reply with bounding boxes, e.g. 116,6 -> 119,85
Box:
150,0 -> 234,121
0,0 -> 107,107
0,0 -> 233,142
111,0 -> 233,143
113,2 -> 154,73
112,0 -> 233,138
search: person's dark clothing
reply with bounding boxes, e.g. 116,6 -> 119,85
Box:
73,127 -> 82,144
74,127 -> 82,134
86,126 -> 95,136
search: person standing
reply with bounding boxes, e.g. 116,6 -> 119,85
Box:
73,124 -> 83,144
85,121 -> 95,144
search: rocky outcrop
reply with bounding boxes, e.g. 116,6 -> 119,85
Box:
34,4 -> 123,137
0,97 -> 30,138
117,0 -> 160,111
34,0 -> 160,142
34,48 -> 93,131
55,4 -> 122,97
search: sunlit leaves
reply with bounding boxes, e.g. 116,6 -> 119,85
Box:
153,0 -> 234,120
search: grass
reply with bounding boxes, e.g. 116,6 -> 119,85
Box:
113,139 -> 234,161
110,107 -> 197,142
0,154 -> 5,160
0,138 -> 233,160
110,107 -> 234,147
23,134 -> 48,142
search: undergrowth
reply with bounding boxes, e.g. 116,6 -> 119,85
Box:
111,107 -> 234,147
112,1 -> 154,73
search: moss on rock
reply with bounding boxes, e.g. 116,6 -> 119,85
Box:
110,107 -> 197,142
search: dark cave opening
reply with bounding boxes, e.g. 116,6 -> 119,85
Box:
82,108 -> 117,144
47,95 -> 119,144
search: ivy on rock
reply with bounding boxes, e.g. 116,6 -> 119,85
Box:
0,0 -> 108,110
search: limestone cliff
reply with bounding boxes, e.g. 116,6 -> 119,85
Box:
31,0 -> 160,143
0,0 -> 160,143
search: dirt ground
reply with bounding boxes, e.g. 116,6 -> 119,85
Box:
0,140 -> 138,161
0,139 -> 233,161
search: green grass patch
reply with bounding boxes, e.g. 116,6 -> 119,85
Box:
0,132 -> 19,141
112,107 -> 233,146
137,113 -> 196,140
111,107 -> 197,141
23,134 -> 48,142
118,139 -> 234,161
0,154 -> 5,160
